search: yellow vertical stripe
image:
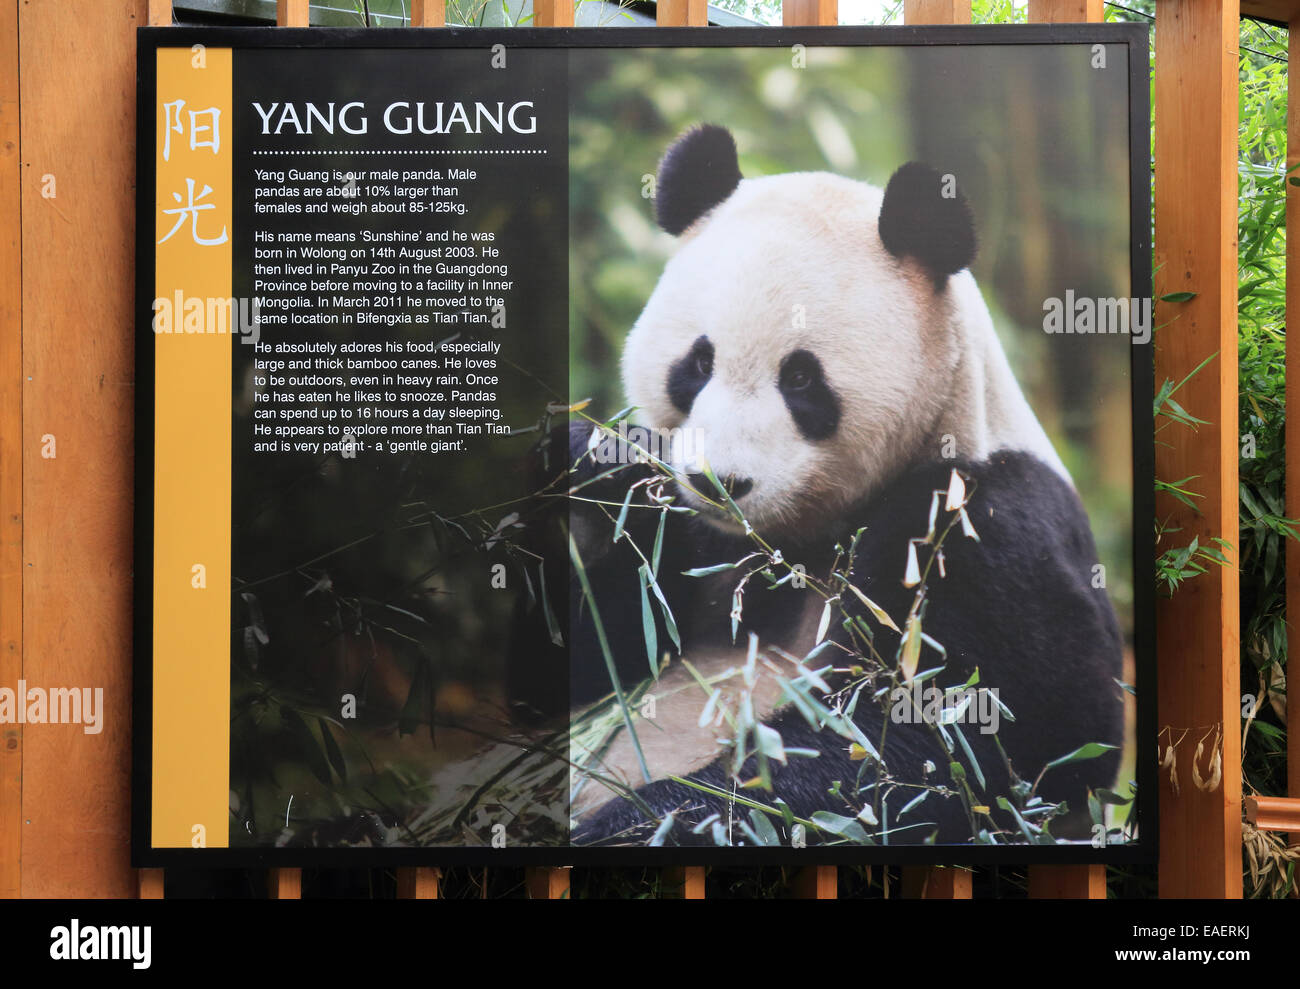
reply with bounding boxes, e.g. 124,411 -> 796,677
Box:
152,47 -> 232,849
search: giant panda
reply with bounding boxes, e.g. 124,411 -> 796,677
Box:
558,125 -> 1125,847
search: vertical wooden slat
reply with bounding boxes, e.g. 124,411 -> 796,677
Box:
658,0 -> 708,25
410,0 -> 447,27
268,867 -> 302,899
277,0 -> 310,27
1028,865 -> 1107,899
396,866 -> 440,899
147,0 -> 173,26
778,0 -> 840,901
137,868 -> 165,899
526,866 -> 570,899
782,0 -> 836,26
0,0 -> 19,902
902,0 -> 970,22
1026,0 -> 1102,20
1153,0 -> 1242,899
653,0 -> 708,900
1290,16 -> 1300,843
261,0 -> 306,904
901,866 -> 972,899
1022,0 -> 1110,907
661,865 -> 705,898
532,0 -> 574,27
256,0 -> 309,904
138,0 -> 173,906
19,0 -> 142,899
791,866 -> 837,899
898,0 -> 975,906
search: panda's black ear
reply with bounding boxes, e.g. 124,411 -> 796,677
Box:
655,124 -> 743,236
878,162 -> 977,285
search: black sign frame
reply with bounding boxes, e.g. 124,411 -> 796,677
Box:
135,23 -> 1154,868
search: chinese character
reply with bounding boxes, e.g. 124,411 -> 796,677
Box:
159,178 -> 227,246
161,99 -> 222,161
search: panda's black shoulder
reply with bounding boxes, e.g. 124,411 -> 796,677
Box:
866,449 -> 1099,563
844,448 -> 1118,648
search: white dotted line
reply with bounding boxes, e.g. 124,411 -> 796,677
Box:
251,149 -> 549,155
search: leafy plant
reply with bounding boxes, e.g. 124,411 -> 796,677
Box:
1234,14 -> 1297,898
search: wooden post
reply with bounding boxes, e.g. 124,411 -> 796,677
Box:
147,1 -> 173,26
902,0 -> 970,22
1153,0 -> 1242,899
1028,865 -> 1106,899
410,0 -> 447,27
661,865 -> 706,898
1019,0 -> 1110,906
137,868 -> 165,900
646,0 -> 710,903
776,0 -> 844,900
782,0 -> 836,25
1026,0 -> 1101,20
901,866 -> 973,899
253,0 -> 312,904
137,0 -> 176,904
17,0 -> 142,900
269,5 -> 302,909
396,867 -> 440,899
253,0 -> 311,903
526,866 -> 570,899
791,866 -> 837,899
0,0 -> 19,903
277,0 -> 310,26
268,868 -> 302,899
897,0 -> 976,906
532,0 -> 574,27
658,0 -> 708,26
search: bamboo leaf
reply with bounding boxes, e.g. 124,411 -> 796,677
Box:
647,574 -> 681,652
637,565 -> 659,679
1042,742 -> 1119,772
846,583 -> 901,633
651,508 -> 666,576
815,598 -> 833,644
900,615 -> 922,682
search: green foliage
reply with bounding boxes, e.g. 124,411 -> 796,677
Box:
1235,16 -> 1295,898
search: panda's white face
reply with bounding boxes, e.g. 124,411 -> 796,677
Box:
621,172 -> 963,541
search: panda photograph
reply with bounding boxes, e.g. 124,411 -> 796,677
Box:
556,42 -> 1142,850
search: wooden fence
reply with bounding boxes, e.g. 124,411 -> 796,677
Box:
0,0 -> 1281,899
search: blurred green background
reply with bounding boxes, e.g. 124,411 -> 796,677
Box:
568,43 -> 1136,635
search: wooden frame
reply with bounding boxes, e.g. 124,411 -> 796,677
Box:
0,0 -> 1251,901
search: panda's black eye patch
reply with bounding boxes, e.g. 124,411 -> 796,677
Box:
667,335 -> 714,415
784,366 -> 812,391
779,350 -> 839,441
